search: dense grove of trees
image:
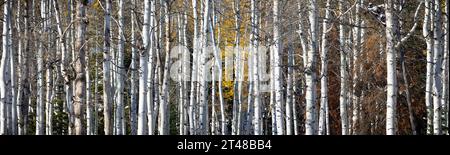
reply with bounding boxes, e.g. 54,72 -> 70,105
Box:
0,0 -> 448,135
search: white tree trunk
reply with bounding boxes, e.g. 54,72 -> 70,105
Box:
273,0 -> 284,135
114,0 -> 126,135
130,0 -> 138,135
159,0 -> 171,135
35,0 -> 46,135
138,0 -> 150,135
443,0 -> 449,135
189,0 -> 199,135
286,48 -> 294,135
318,0 -> 331,135
305,0 -> 318,135
385,0 -> 397,135
432,0 -> 443,135
45,0 -> 54,135
68,0 -> 76,135
250,0 -> 262,135
338,0 -> 349,135
147,0 -> 157,135
103,0 -> 113,135
423,0 -> 434,135
351,0 -> 362,135
231,0 -> 242,135
207,10 -> 226,135
197,0 -> 210,135
73,0 -> 87,135
86,52 -> 93,135
0,0 -> 11,135
13,0 -> 22,135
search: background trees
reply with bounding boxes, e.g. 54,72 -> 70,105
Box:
0,0 -> 447,135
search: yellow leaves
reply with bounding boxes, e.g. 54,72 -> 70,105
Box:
222,81 -> 234,100
91,0 -> 103,12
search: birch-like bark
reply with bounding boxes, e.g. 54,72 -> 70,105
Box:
45,0 -> 54,135
432,0 -> 443,135
152,0 -> 163,135
86,51 -> 93,135
338,0 -> 349,135
177,14 -> 186,135
231,0 -> 242,135
114,0 -> 126,135
295,0 -> 308,136
35,0 -> 46,135
145,0 -> 156,135
182,2 -> 190,135
13,0 -> 22,135
73,0 -> 87,135
385,0 -> 397,135
103,0 -> 113,135
68,0 -> 76,135
250,0 -> 262,135
159,0 -> 171,135
130,0 -> 138,135
273,0 -> 284,135
318,0 -> 331,135
0,0 -> 11,135
443,0 -> 449,134
53,0 -> 69,135
94,28 -> 99,135
197,0 -> 210,135
305,0 -> 318,135
189,0 -> 199,135
286,47 -> 294,135
423,0 -> 434,135
207,10 -> 226,135
351,0 -> 362,135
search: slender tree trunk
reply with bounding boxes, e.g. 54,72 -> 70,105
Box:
182,2 -> 190,135
250,0 -> 262,135
273,0 -> 284,135
432,0 -> 443,135
351,0 -> 362,135
114,0 -> 126,135
338,0 -> 349,135
197,0 -> 210,135
35,0 -> 46,135
45,0 -> 54,135
103,0 -> 113,135
159,0 -> 171,135
146,0 -> 156,135
423,0 -> 434,135
286,47 -> 294,135
14,0 -> 23,135
305,0 -> 318,135
385,0 -> 398,135
177,14 -> 186,135
68,0 -> 76,135
73,0 -> 88,135
318,0 -> 331,135
130,0 -> 138,135
231,0 -> 242,135
93,42 -> 99,135
0,0 -> 11,135
443,0 -> 449,135
189,0 -> 199,135
86,51 -> 93,135
207,11 -> 226,135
